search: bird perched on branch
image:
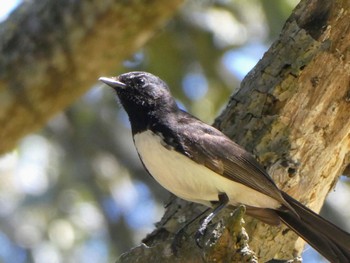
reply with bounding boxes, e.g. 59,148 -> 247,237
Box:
100,71 -> 350,262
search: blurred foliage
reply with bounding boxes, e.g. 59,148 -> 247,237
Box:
4,0 -> 348,263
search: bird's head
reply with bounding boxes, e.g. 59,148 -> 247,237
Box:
99,71 -> 177,113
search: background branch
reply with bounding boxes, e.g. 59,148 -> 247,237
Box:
0,0 -> 184,154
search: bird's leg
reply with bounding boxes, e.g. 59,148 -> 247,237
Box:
171,207 -> 211,255
195,193 -> 229,247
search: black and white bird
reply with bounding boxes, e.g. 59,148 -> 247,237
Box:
99,71 -> 350,262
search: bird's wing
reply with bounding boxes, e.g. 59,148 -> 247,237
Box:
176,118 -> 286,205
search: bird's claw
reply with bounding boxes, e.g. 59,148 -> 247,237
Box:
195,226 -> 206,248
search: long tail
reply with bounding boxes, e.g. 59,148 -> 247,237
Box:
275,192 -> 350,263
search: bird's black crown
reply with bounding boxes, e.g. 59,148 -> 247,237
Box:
114,72 -> 173,107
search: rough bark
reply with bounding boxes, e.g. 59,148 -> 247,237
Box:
0,0 -> 184,154
215,0 -> 350,260
118,0 -> 350,262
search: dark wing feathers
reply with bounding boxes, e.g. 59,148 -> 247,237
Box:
174,115 -> 287,205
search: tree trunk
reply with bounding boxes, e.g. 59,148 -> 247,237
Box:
0,0 -> 184,154
118,0 -> 350,262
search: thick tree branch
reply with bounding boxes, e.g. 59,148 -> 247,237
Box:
0,0 -> 184,154
119,0 -> 350,262
215,0 -> 350,259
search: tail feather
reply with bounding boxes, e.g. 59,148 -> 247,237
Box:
276,192 -> 350,263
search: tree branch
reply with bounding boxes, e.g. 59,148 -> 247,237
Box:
0,0 -> 184,154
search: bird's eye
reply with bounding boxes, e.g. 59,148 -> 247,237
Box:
136,78 -> 145,87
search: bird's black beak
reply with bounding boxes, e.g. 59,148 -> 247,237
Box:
99,77 -> 127,89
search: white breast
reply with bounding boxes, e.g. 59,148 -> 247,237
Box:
134,130 -> 280,209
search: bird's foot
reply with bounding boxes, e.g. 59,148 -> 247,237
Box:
194,225 -> 207,248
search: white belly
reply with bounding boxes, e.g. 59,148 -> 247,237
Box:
134,130 -> 280,209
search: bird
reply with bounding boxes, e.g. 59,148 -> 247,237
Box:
99,71 -> 350,262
